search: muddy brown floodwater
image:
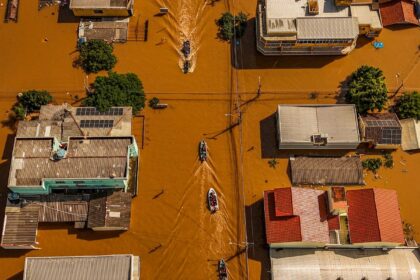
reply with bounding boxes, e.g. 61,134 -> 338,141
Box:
0,0 -> 420,279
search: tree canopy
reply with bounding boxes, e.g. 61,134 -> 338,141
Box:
18,90 -> 52,113
216,12 -> 248,41
79,40 -> 117,73
395,91 -> 420,120
345,65 -> 388,114
83,72 -> 145,113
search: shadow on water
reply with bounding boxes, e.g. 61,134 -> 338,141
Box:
233,18 -> 341,70
7,271 -> 23,280
245,199 -> 271,280
57,4 -> 80,24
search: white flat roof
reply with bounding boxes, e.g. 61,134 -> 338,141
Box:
277,104 -> 360,143
401,118 -> 420,151
271,248 -> 420,280
297,17 -> 360,39
350,5 -> 382,29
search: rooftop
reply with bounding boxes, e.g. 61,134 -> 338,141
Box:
360,113 -> 402,145
380,0 -> 419,26
296,17 -> 359,39
350,5 -> 382,29
277,104 -> 360,145
290,156 -> 364,185
17,104 -> 133,141
9,137 -> 133,187
264,187 -> 336,244
270,248 -> 420,279
70,0 -> 131,9
400,118 -> 420,151
24,254 -> 140,280
347,188 -> 405,244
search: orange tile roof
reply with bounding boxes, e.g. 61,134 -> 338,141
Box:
380,0 -> 419,27
347,189 -> 405,244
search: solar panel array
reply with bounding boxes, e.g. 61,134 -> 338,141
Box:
381,128 -> 402,144
80,120 -> 114,128
76,108 -> 124,116
366,119 -> 399,128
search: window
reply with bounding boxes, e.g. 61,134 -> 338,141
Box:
93,10 -> 103,14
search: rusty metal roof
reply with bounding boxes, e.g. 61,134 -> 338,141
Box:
88,191 -> 132,230
290,156 -> 364,185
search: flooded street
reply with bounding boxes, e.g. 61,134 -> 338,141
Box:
0,0 -> 420,279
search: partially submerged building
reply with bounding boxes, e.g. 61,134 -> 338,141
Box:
70,0 -> 134,17
1,104 -> 139,249
23,254 -> 140,280
290,156 -> 364,185
359,113 -> 402,149
264,187 -> 406,248
78,18 -> 129,43
276,105 -> 360,149
380,0 -> 419,26
256,0 -> 382,55
400,118 -> 420,151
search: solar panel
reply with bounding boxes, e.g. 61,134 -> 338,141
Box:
75,108 -> 124,116
80,120 -> 114,128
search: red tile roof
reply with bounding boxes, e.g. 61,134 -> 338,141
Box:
264,188 -> 333,244
347,189 -> 405,244
380,0 -> 419,27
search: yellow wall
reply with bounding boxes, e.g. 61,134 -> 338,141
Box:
72,8 -> 131,17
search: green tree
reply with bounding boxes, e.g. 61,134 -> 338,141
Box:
395,91 -> 420,120
18,90 -> 52,112
13,103 -> 26,120
83,72 -> 145,113
216,12 -> 248,41
362,158 -> 382,173
79,40 -> 117,73
345,65 -> 388,114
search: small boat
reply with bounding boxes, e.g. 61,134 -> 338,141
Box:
199,140 -> 207,162
208,188 -> 219,213
218,259 -> 228,280
183,60 -> 191,74
181,40 -> 191,58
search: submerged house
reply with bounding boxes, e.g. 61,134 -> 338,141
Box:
290,156 -> 364,185
256,0 -> 382,55
70,0 -> 134,17
359,113 -> 402,149
400,118 -> 420,151
276,105 -> 360,149
379,0 -> 419,26
1,104 -> 139,249
264,187 -> 405,248
23,255 -> 140,280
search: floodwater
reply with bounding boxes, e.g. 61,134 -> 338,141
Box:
0,0 -> 420,280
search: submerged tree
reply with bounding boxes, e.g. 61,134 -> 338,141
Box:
83,72 -> 145,113
78,40 -> 117,73
395,91 -> 420,120
345,65 -> 388,114
216,12 -> 248,41
362,158 -> 382,173
18,90 -> 52,112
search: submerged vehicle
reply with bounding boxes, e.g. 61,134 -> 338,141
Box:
207,188 -> 219,213
199,140 -> 207,162
218,259 -> 228,280
181,40 -> 191,58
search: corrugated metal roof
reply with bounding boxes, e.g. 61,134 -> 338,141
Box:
270,248 -> 420,279
296,17 -> 359,39
290,156 -> 364,185
24,254 -> 139,280
400,118 -> 420,151
1,203 -> 39,248
277,104 -> 360,144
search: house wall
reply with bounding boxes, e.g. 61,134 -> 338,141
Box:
269,241 -> 327,248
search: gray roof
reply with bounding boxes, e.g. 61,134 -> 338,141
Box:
296,17 -> 359,39
9,137 -> 133,187
270,248 -> 420,280
360,113 -> 402,145
401,118 -> 420,151
24,254 -> 140,280
290,156 -> 364,185
277,104 -> 360,144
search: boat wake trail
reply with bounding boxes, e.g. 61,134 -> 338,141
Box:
156,0 -> 210,73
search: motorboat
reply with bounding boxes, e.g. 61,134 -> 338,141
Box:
181,40 -> 191,58
207,188 -> 219,213
183,60 -> 191,74
199,140 -> 207,162
218,259 -> 228,280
